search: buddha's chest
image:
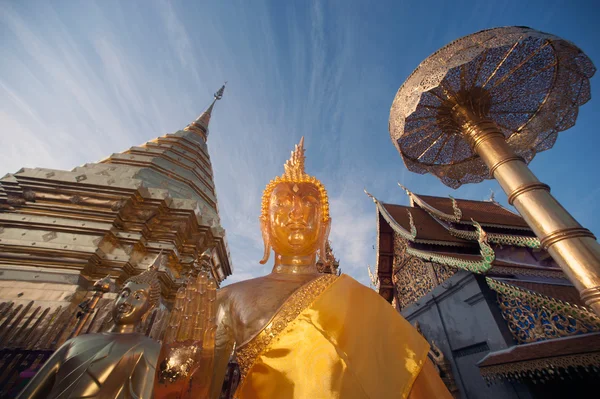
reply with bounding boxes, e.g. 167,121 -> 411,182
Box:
228,276 -> 316,345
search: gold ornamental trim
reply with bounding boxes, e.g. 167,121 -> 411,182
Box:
365,190 -> 417,241
463,120 -> 505,153
235,274 -> 338,384
183,124 -> 208,140
260,137 -> 330,223
486,278 -> 600,329
480,352 -> 600,384
397,183 -> 462,223
491,266 -> 565,280
488,156 -> 525,178
580,286 -> 600,308
540,227 -> 596,250
507,182 -> 550,205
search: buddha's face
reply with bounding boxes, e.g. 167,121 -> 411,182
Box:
113,281 -> 152,325
268,182 -> 324,257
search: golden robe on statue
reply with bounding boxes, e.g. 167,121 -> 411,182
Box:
156,138 -> 452,399
235,274 -> 450,399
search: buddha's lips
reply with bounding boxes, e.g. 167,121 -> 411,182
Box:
117,303 -> 132,315
286,222 -> 307,230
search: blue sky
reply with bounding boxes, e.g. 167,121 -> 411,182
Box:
1,0 -> 599,286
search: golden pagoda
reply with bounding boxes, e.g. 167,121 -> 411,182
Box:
0,85 -> 232,396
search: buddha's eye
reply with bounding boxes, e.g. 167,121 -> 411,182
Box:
276,198 -> 292,207
303,196 -> 317,207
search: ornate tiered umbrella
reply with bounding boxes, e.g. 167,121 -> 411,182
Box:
389,26 -> 600,315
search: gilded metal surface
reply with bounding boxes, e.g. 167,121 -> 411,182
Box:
155,269 -> 218,398
487,277 -> 600,344
259,138 -> 331,267
488,155 -> 524,177
539,227 -> 597,249
260,137 -> 329,225
390,26 -> 595,189
0,86 -> 233,304
17,268 -> 162,399
461,118 -> 600,316
201,139 -> 340,398
69,275 -> 113,338
580,286 -> 600,310
235,274 -> 337,381
185,84 -> 226,141
507,182 -> 551,205
389,26 -> 600,316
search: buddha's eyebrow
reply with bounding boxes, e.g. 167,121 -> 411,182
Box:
273,193 -> 292,200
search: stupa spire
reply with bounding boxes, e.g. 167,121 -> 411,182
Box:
184,83 -> 226,141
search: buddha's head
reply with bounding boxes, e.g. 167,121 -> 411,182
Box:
113,264 -> 161,326
259,137 -> 331,264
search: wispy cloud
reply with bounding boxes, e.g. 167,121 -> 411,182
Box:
2,0 -> 598,288
329,195 -> 376,286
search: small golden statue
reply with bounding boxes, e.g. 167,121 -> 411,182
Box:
17,265 -> 162,399
203,138 -> 452,398
154,266 -> 218,399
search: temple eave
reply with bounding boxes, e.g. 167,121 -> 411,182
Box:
478,333 -> 600,384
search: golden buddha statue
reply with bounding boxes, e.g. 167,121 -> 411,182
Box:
154,266 -> 218,399
17,266 -> 162,399
204,137 -> 452,398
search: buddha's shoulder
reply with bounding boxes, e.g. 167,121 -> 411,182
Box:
217,275 -> 277,299
219,274 -> 333,303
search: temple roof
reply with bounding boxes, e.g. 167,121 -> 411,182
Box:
507,280 -> 584,307
367,188 -> 565,306
377,186 -> 541,249
381,203 -> 468,245
417,194 -> 530,228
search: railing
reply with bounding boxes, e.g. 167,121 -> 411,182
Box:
0,301 -> 79,398
0,297 -> 167,398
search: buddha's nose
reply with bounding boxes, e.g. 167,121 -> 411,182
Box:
289,197 -> 303,220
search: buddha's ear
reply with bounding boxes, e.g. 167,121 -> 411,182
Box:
259,218 -> 271,264
318,219 -> 331,264
140,304 -> 155,323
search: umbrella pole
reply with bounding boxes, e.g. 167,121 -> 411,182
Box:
453,104 -> 600,316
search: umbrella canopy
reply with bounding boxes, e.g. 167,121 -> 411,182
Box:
390,26 -> 595,189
